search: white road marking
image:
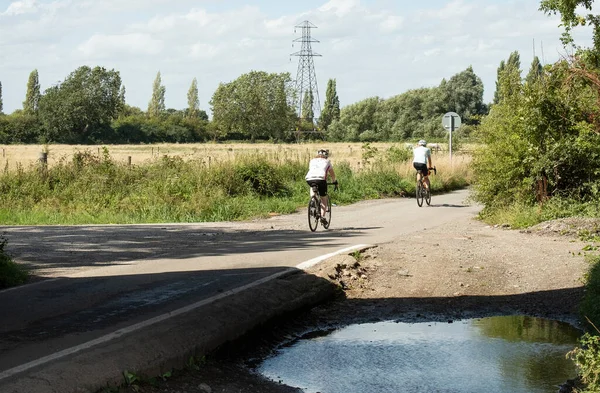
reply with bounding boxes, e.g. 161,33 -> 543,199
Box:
295,244 -> 375,270
0,243 -> 375,381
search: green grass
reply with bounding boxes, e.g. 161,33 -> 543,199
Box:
479,197 -> 600,229
0,149 -> 472,225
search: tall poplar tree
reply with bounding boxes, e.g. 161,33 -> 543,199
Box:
23,69 -> 41,114
302,90 -> 314,123
493,60 -> 505,105
119,85 -> 126,106
0,81 -> 3,114
187,78 -> 199,117
525,56 -> 543,85
320,78 -> 340,130
148,71 -> 166,117
493,51 -> 522,104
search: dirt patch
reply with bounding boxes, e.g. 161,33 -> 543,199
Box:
527,217 -> 600,238
128,216 -> 595,393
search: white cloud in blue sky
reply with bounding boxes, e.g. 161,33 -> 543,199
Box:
0,0 -> 594,115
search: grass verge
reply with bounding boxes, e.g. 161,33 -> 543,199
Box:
0,149 -> 472,225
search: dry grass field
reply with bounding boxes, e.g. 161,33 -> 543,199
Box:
0,142 -> 469,174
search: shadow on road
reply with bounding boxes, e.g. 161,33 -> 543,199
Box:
2,225 -> 375,273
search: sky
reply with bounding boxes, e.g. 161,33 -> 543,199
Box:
0,0 -> 595,116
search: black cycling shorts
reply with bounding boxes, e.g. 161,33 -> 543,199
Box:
307,180 -> 328,196
413,162 -> 429,177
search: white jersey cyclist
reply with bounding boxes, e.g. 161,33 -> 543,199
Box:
412,140 -> 433,189
413,144 -> 431,165
305,149 -> 337,225
305,157 -> 332,181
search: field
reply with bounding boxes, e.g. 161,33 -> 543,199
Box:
0,142 -> 469,174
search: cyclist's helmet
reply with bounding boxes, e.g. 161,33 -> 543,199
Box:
418,140 -> 427,146
317,149 -> 329,158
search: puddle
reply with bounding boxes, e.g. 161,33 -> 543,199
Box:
258,316 -> 581,393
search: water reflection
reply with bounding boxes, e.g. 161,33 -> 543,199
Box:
258,316 -> 581,393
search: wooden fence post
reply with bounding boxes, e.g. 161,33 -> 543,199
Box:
39,151 -> 48,166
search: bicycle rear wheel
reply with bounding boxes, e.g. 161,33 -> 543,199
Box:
323,198 -> 332,229
416,181 -> 424,207
425,185 -> 431,206
308,197 -> 319,232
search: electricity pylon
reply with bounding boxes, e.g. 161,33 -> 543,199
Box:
292,21 -> 322,125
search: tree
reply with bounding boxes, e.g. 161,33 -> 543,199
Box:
540,0 -> 600,56
148,71 -> 166,117
38,66 -> 122,143
210,71 -> 296,142
525,56 -> 543,85
187,78 -> 200,118
301,90 -> 314,124
507,51 -> 521,71
443,66 -> 486,121
0,81 -> 3,114
493,52 -> 521,104
493,51 -> 522,104
119,85 -> 126,106
493,60 -> 506,104
23,69 -> 41,114
320,79 -> 340,131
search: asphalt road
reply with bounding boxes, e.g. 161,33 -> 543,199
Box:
0,189 -> 479,390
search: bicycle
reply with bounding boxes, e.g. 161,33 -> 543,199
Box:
307,181 -> 338,232
416,166 -> 436,207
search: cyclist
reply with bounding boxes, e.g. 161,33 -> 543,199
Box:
305,149 -> 337,226
413,139 -> 433,190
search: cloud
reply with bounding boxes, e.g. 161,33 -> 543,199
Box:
2,0 -> 39,16
78,34 -> 165,58
0,0 -> 594,115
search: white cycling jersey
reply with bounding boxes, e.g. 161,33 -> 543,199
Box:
412,146 -> 431,165
305,157 -> 332,181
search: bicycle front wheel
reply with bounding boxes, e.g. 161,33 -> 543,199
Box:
416,181 -> 424,207
308,197 -> 319,232
323,198 -> 332,229
425,185 -> 431,206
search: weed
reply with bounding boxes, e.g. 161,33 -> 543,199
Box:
351,250 -> 364,263
185,355 -> 206,371
361,142 -> 378,165
123,371 -> 139,386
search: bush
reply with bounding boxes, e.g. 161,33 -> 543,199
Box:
385,145 -> 411,163
0,237 -> 28,289
568,332 -> 600,393
234,158 -> 288,197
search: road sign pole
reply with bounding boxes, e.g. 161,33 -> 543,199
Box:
450,116 -> 454,164
442,112 -> 460,168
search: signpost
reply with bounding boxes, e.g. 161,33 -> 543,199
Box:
442,112 -> 461,163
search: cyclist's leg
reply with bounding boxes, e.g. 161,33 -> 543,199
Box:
317,180 -> 328,219
420,167 -> 429,189
307,181 -> 315,198
321,195 -> 328,217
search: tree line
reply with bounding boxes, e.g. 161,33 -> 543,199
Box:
0,67 -> 344,144
0,59 -> 494,145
